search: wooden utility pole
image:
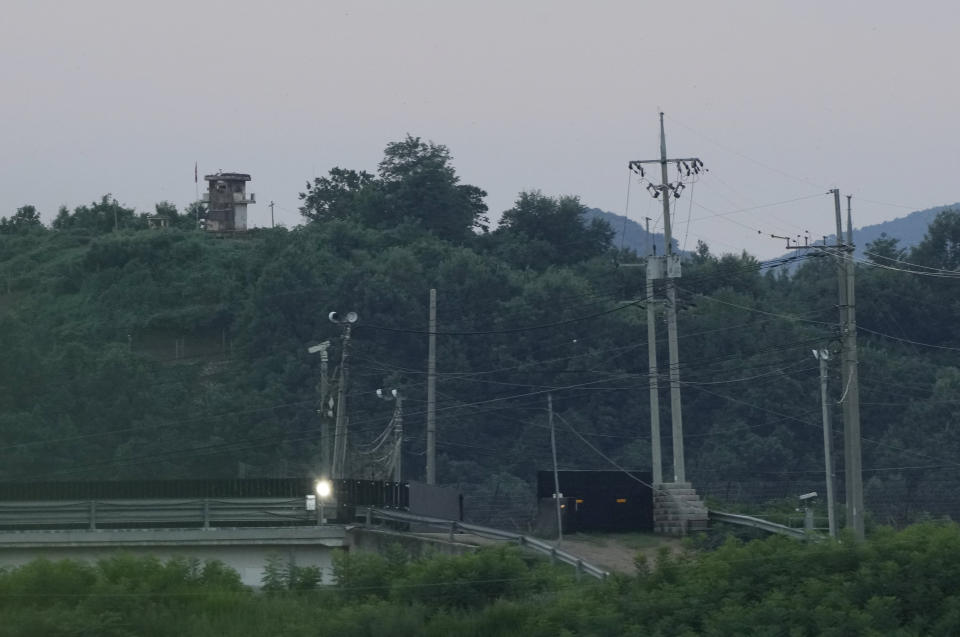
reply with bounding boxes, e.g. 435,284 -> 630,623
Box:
426,289 -> 437,484
629,113 -> 703,484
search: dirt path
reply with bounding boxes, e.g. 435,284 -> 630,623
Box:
552,534 -> 685,575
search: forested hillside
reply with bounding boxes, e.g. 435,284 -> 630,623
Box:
2,135 -> 960,528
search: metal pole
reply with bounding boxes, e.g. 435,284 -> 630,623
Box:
844,195 -> 864,539
659,112 -> 685,484
816,349 -> 837,538
426,289 -> 437,484
646,217 -> 663,485
269,200 -> 275,228
548,393 -> 563,542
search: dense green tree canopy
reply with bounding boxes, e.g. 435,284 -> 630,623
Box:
1,143 -> 959,531
299,136 -> 488,241
491,191 -> 614,268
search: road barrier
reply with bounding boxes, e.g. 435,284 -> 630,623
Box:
364,507 -> 609,580
708,509 -> 811,540
0,497 -> 323,530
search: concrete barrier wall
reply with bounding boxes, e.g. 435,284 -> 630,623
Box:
347,527 -> 476,559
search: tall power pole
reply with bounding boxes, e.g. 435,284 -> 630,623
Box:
842,194 -> 864,539
783,191 -> 864,539
645,217 -> 663,485
269,201 -> 275,228
629,113 -> 703,484
426,289 -> 437,484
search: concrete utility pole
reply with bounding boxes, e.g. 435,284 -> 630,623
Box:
392,391 -> 403,483
842,194 -> 864,539
329,311 -> 358,479
377,389 -> 403,482
782,191 -> 864,540
645,217 -> 663,485
548,393 -> 563,542
307,340 -> 332,477
629,113 -> 703,484
813,348 -> 837,538
426,289 -> 437,484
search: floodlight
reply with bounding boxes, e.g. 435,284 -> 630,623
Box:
315,479 -> 332,499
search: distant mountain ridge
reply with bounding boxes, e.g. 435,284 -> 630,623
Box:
587,203 -> 960,260
828,203 -> 960,258
584,207 -> 682,257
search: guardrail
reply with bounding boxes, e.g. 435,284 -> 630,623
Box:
0,498 -> 326,530
364,507 -> 609,580
709,509 -> 811,540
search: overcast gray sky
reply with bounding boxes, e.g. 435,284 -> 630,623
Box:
2,0 -> 956,258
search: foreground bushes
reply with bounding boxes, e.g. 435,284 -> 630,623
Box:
4,524 -> 960,635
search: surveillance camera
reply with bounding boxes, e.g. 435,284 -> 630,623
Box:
799,492 -> 818,502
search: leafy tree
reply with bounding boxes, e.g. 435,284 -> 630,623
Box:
299,136 -> 489,241
910,208 -> 960,269
299,167 -> 375,223
865,232 -> 907,263
52,194 -> 140,233
492,191 -> 614,267
378,135 -> 489,238
0,205 -> 44,234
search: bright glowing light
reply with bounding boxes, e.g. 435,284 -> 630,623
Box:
315,479 -> 332,499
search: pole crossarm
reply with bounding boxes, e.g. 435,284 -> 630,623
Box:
629,157 -> 703,166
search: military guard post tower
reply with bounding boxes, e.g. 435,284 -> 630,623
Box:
203,172 -> 255,232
